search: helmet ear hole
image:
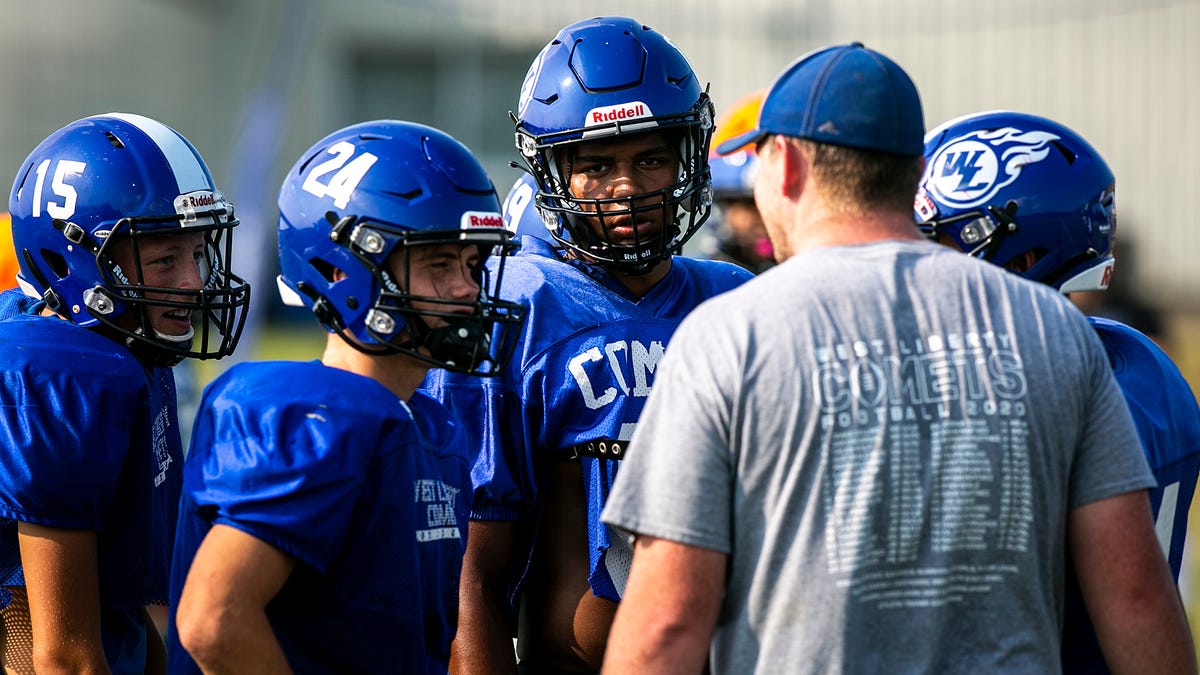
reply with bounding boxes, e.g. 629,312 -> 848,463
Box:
1004,248 -> 1047,275
309,258 -> 341,283
41,249 -> 69,280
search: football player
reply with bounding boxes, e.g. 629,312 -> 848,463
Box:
502,173 -> 556,245
0,113 -> 248,674
421,16 -> 754,674
917,110 -> 1200,675
168,120 -> 523,674
698,90 -> 775,273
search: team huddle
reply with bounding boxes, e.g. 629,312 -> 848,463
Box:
0,14 -> 1197,675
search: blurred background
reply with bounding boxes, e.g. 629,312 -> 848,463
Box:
2,0 -> 1198,652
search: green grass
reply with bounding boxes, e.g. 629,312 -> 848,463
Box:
246,321 -> 327,362
192,321 -> 325,386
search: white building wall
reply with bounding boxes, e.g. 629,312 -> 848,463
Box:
0,0 -> 1195,305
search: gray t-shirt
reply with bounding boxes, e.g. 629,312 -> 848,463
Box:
602,240 -> 1152,674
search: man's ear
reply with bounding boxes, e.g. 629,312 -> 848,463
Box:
778,137 -> 808,198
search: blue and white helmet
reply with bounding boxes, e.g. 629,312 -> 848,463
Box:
916,111 -> 1116,293
9,112 -> 249,366
277,120 -> 524,375
514,16 -> 714,273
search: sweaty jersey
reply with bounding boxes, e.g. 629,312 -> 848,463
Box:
0,288 -> 182,674
167,360 -> 471,675
422,236 -> 752,602
1061,317 -> 1200,674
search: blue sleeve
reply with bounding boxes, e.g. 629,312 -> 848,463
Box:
1092,318 -> 1200,580
185,390 -> 373,573
0,347 -> 143,529
423,368 -> 529,522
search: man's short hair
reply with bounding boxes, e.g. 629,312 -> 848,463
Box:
794,137 -> 923,214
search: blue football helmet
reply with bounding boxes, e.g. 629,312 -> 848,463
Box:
915,111 -> 1116,293
709,152 -> 758,203
501,172 -> 556,244
514,16 -> 715,273
277,120 -> 524,375
9,113 -> 250,367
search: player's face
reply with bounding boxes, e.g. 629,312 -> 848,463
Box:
753,135 -> 791,261
389,242 -> 482,329
564,131 -> 679,245
719,198 -> 772,264
109,231 -> 207,338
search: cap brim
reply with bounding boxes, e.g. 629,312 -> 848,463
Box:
715,128 -> 768,156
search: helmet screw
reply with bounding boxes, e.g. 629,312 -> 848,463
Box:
367,309 -> 395,334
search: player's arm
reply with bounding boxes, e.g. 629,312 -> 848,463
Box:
174,524 -> 297,675
17,522 -> 109,675
602,534 -> 726,674
451,519 -> 520,675
1069,489 -> 1197,674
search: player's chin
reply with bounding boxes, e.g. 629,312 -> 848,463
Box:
601,219 -> 664,245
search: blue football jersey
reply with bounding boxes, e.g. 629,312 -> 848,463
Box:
167,360 -> 472,675
0,288 -> 183,674
1061,317 -> 1200,674
422,237 -> 752,602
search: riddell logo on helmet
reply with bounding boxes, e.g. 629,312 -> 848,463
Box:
585,102 -> 652,127
462,211 -> 503,229
174,191 -> 220,215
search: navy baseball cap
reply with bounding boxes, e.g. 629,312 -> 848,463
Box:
715,42 -> 924,157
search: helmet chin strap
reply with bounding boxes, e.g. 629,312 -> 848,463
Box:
124,329 -> 188,368
403,314 -> 489,372
154,325 -> 196,343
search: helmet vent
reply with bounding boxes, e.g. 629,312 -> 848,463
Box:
383,189 -> 423,200
104,131 -> 125,149
1050,140 -> 1076,165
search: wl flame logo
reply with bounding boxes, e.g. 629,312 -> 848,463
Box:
925,128 -> 1060,209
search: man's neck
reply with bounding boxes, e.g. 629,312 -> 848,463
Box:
607,258 -> 672,299
786,210 -> 925,256
562,248 -> 673,300
321,335 -> 428,401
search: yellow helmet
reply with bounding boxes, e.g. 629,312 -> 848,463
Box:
710,90 -> 765,199
0,212 -> 17,291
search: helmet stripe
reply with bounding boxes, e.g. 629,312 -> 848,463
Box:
104,112 -> 211,194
